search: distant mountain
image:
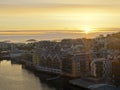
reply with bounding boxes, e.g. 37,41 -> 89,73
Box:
26,39 -> 37,42
106,32 -> 120,50
106,32 -> 120,38
1,40 -> 11,43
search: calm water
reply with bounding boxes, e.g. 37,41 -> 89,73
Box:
0,60 -> 83,90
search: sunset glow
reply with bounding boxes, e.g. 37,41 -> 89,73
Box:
0,0 -> 120,42
83,27 -> 91,34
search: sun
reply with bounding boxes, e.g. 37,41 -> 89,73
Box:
84,27 -> 91,34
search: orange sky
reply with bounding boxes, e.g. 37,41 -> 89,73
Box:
0,0 -> 120,40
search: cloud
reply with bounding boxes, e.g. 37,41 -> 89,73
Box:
0,29 -> 119,35
0,30 -> 81,35
0,30 -> 45,35
0,0 -> 120,8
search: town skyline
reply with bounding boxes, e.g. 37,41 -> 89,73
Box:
0,0 -> 120,90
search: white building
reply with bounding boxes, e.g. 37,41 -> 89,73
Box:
91,58 -> 112,80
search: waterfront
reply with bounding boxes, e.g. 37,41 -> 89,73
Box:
0,60 -> 82,90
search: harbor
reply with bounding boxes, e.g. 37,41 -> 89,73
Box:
0,32 -> 120,90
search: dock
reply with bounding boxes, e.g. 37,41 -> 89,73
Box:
69,79 -> 120,90
69,79 -> 95,89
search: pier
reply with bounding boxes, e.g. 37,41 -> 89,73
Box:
69,79 -> 120,90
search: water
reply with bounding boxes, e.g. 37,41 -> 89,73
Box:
0,60 -> 83,90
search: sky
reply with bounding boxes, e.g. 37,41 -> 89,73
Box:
0,0 -> 120,42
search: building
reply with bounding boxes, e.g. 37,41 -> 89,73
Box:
112,56 -> 120,86
62,53 -> 91,77
33,41 -> 62,74
32,40 -> 92,77
91,58 -> 112,81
